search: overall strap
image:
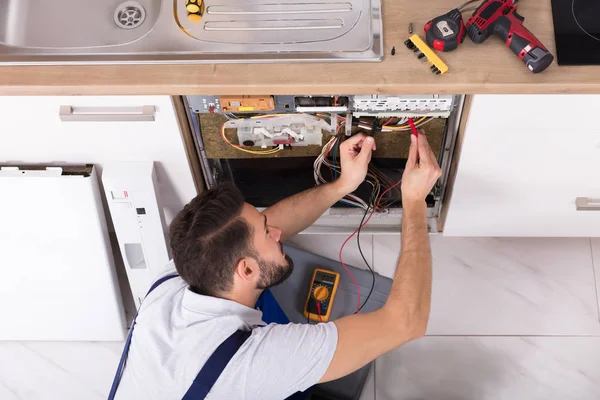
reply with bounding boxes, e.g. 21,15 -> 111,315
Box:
182,330 -> 252,399
107,274 -> 179,400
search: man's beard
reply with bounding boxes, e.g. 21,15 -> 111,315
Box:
256,254 -> 294,289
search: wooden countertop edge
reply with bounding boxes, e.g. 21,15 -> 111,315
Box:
2,1 -> 598,96
2,82 -> 600,96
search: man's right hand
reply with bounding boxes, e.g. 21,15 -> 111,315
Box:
401,130 -> 442,206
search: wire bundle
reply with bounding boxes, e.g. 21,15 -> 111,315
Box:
313,135 -> 379,209
313,116 -> 408,210
357,116 -> 434,132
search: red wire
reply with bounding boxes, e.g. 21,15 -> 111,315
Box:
316,302 -> 323,322
339,119 -> 419,312
339,178 -> 404,313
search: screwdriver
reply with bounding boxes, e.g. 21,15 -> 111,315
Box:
408,118 -> 419,159
408,118 -> 419,137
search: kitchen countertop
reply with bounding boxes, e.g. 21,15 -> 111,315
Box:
1,0 -> 599,96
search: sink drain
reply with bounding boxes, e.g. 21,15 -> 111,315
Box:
114,1 -> 146,29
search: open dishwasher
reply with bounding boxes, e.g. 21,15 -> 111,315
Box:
184,94 -> 466,234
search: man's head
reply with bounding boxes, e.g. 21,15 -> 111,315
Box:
169,183 -> 293,298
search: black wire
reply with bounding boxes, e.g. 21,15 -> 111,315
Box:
356,201 -> 376,313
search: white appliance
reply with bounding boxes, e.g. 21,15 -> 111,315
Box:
0,165 -> 126,341
102,162 -> 171,308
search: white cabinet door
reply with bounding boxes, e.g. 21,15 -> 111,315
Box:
445,95 -> 600,237
0,95 -> 197,225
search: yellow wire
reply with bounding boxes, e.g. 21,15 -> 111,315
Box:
221,125 -> 281,155
383,117 -> 429,131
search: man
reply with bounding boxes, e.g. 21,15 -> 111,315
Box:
112,131 -> 441,400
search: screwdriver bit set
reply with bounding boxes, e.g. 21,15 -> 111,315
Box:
404,34 -> 449,75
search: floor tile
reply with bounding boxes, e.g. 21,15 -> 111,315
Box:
0,341 -> 123,400
359,362 -> 376,400
376,336 -> 600,400
373,236 -> 600,335
286,234 -> 374,271
592,238 -> 600,323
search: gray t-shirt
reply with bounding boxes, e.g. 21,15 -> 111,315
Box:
115,265 -> 338,400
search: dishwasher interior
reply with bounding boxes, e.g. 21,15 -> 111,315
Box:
184,95 -> 466,233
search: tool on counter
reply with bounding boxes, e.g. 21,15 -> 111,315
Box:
424,0 -> 480,51
424,0 -> 554,73
466,0 -> 554,73
391,46 -> 396,56
186,0 -> 204,22
304,268 -> 340,322
409,22 -> 414,34
404,34 -> 449,75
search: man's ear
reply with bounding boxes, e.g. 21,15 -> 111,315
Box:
234,257 -> 258,283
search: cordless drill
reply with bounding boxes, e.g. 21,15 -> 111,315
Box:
465,0 -> 554,73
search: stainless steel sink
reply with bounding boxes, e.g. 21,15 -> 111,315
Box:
0,0 -> 160,48
0,0 -> 382,64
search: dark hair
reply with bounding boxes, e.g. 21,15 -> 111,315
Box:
169,182 -> 255,296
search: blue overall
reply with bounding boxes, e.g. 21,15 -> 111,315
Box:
108,275 -> 309,400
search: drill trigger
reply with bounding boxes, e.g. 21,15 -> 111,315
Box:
512,10 -> 525,22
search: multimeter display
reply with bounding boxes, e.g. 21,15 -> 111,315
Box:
316,272 -> 335,285
304,268 -> 340,322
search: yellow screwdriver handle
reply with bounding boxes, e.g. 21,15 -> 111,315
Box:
186,0 -> 204,23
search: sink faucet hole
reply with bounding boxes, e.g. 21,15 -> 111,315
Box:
114,1 -> 146,29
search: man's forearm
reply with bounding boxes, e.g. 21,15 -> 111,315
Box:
323,200 -> 433,383
383,201 -> 432,340
263,181 -> 347,241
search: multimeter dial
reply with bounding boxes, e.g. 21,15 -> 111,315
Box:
312,286 -> 330,301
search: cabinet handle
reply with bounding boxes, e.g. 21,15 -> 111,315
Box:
59,105 -> 156,122
576,197 -> 600,211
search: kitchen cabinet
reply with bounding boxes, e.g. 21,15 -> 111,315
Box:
444,95 -> 600,237
0,95 -> 197,226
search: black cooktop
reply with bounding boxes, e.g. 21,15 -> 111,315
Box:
551,0 -> 600,65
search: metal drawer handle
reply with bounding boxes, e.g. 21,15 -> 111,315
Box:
576,197 -> 600,211
59,105 -> 156,122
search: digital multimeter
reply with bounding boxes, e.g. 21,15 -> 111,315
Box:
303,268 -> 340,322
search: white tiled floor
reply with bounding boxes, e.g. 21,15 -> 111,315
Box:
592,239 -> 600,317
374,236 -> 600,336
2,235 -> 599,400
0,341 -> 121,399
376,337 -> 600,400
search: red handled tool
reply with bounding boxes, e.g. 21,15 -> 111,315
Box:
424,0 -> 554,73
408,118 -> 419,137
466,0 -> 554,73
408,118 -> 419,159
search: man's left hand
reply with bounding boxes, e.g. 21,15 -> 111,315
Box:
336,133 -> 377,194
